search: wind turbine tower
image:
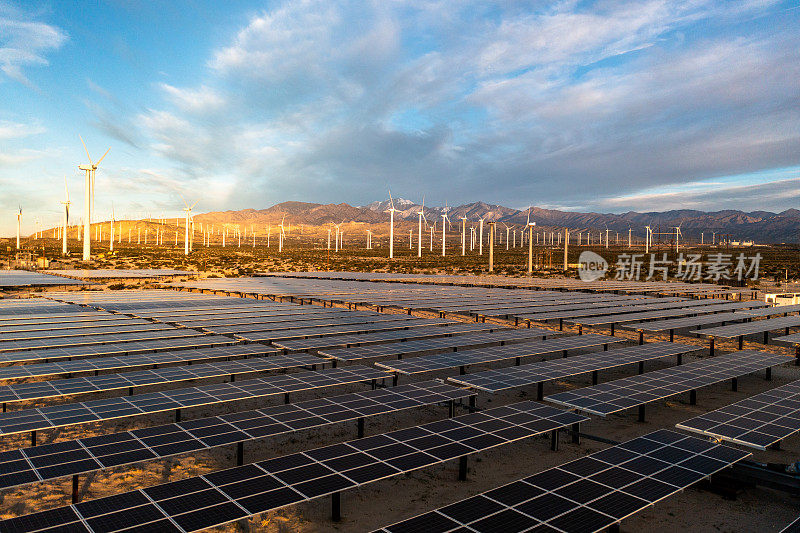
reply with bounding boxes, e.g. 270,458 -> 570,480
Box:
78,136 -> 110,261
416,198 -> 427,258
61,178 -> 71,255
387,191 -> 397,259
182,198 -> 198,256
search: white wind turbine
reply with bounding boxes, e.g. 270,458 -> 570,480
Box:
440,202 -> 451,257
460,215 -> 468,256
335,220 -> 345,252
416,198 -> 428,258
478,217 -> 484,255
503,223 -> 514,251
15,206 -> 21,250
387,190 -> 397,259
181,197 -> 198,256
526,207 -> 536,274
78,136 -> 110,261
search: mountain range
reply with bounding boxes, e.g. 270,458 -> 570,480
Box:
193,200 -> 800,243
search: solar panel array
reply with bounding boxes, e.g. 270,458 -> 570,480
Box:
318,326 -> 556,363
375,334 -> 620,375
0,380 -> 471,492
546,350 -> 790,416
690,315 -> 800,339
0,352 -> 325,406
375,429 -> 750,533
0,328 -> 207,354
203,312 -> 426,335
0,344 -> 273,381
236,317 -> 456,342
44,269 -> 196,279
676,379 -> 800,449
0,401 -> 588,533
569,301 -> 769,327
273,322 -> 497,352
0,365 -> 388,437
448,342 -> 698,393
0,270 -> 88,288
0,334 -> 235,364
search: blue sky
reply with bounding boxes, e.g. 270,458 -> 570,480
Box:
1,0 -> 799,235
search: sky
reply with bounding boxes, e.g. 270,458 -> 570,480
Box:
1,0 -> 799,236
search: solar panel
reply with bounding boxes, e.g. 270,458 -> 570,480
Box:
240,318 -> 457,344
172,309 -> 366,327
448,342 -> 699,396
0,344 -> 273,381
0,401 -> 588,533
318,327 -> 556,364
374,429 -> 750,533
774,332 -> 800,346
0,365 -> 388,437
0,380 -> 471,492
0,353 -> 325,407
676,379 -> 800,449
375,334 -> 621,375
736,304 -> 800,317
0,270 -> 88,288
623,311 -> 748,333
691,315 -> 800,339
0,335 -> 235,364
570,301 -> 770,328
0,329 -> 206,354
0,321 -> 174,342
273,323 -> 498,352
203,313 -> 426,335
546,350 -> 790,418
0,313 -> 133,328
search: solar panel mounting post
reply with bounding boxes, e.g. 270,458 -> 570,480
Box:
357,417 -> 365,438
571,423 -> 580,444
638,405 -> 645,422
690,390 -> 697,405
731,378 -> 738,391
592,371 -> 598,385
537,382 -> 544,401
331,492 -> 341,521
550,429 -> 559,451
237,442 -> 244,466
72,475 -> 79,503
709,337 -> 715,357
458,456 -> 468,480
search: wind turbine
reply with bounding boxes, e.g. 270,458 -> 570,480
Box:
644,225 -> 653,254
526,207 -> 536,274
478,217 -> 484,255
15,206 -> 21,250
181,197 -> 198,255
503,223 -> 514,251
441,202 -> 451,257
278,215 -> 286,253
78,136 -> 110,261
387,191 -> 397,259
416,198 -> 428,258
460,215 -> 468,256
672,225 -> 682,253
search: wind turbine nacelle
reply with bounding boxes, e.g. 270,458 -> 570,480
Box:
78,164 -> 93,171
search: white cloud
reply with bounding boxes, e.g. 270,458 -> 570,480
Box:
0,3 -> 67,86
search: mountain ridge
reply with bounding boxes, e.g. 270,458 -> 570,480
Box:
192,199 -> 800,242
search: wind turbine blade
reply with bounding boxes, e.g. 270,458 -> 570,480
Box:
79,135 -> 92,165
190,201 -> 199,210
180,194 -> 189,209
95,147 -> 111,167
64,176 -> 69,202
